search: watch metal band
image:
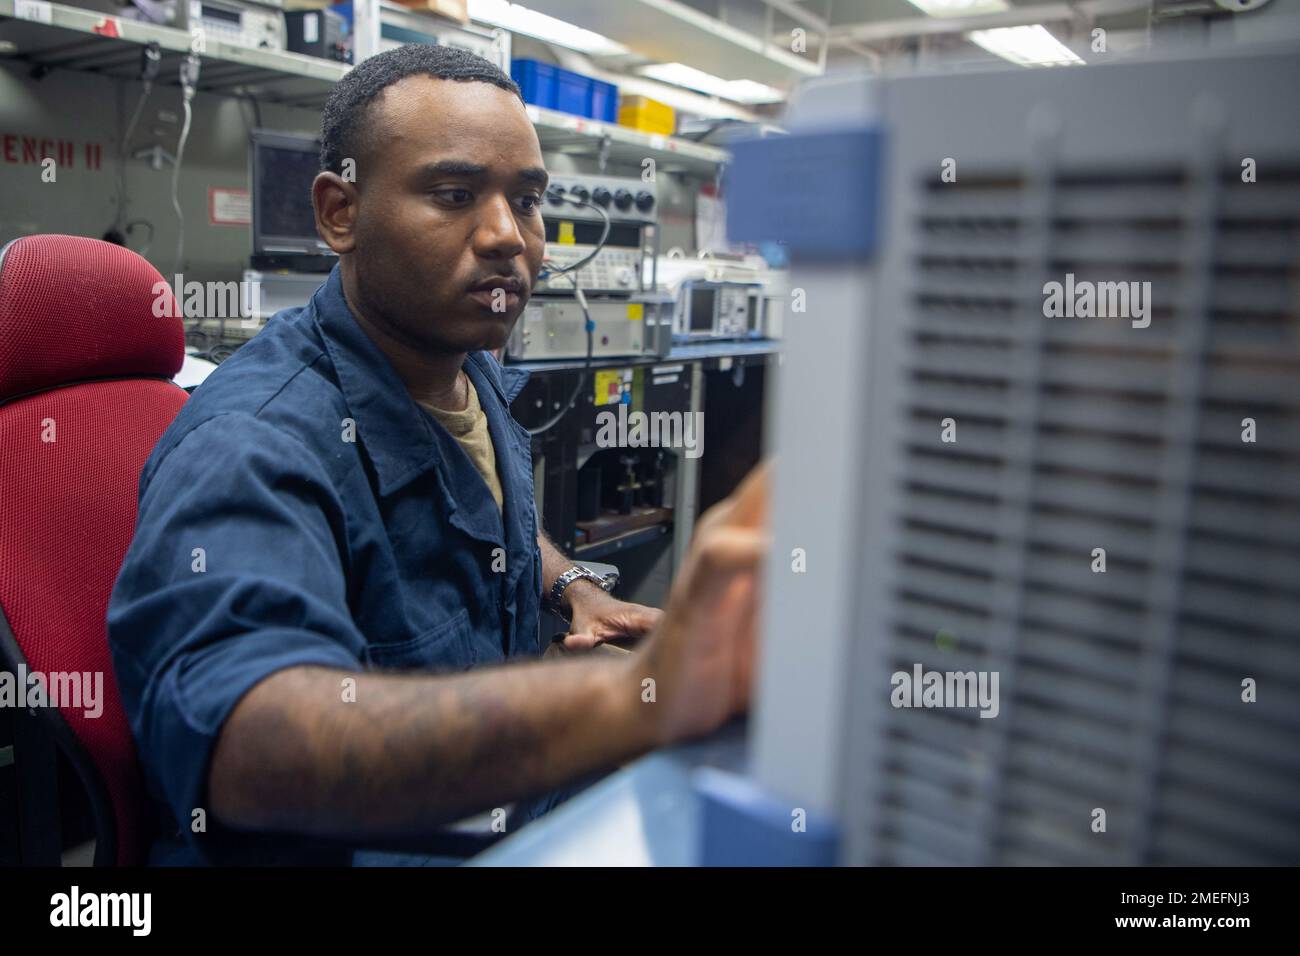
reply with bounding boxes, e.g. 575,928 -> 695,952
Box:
547,565 -> 613,620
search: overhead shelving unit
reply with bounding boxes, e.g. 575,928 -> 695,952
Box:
523,0 -> 821,86
0,0 -> 730,172
0,0 -> 345,106
525,103 -> 727,176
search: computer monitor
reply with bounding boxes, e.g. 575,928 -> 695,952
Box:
733,43 -> 1300,865
249,129 -> 335,260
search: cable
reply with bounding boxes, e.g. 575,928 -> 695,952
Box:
172,53 -> 200,279
539,193 -> 611,280
527,275 -> 595,437
243,93 -> 263,131
115,86 -> 150,233
526,191 -> 615,436
682,117 -> 741,143
125,218 -> 155,257
170,98 -> 192,277
107,42 -> 161,242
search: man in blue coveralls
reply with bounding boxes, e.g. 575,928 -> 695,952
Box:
108,43 -> 768,864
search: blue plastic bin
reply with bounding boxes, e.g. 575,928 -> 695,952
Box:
513,59 -> 617,121
554,67 -> 589,117
511,59 -> 557,110
589,79 -> 618,123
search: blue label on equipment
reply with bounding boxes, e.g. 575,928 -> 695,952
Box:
725,127 -> 883,261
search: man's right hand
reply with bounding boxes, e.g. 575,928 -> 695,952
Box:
634,460 -> 771,746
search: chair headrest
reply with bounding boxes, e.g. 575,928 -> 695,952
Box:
0,235 -> 185,402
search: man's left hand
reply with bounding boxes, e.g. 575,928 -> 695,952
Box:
563,585 -> 662,651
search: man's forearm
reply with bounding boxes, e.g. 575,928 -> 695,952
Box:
209,654 -> 658,839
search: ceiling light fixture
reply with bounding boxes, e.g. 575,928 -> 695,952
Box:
906,0 -> 1011,16
636,62 -> 785,104
967,24 -> 1085,67
467,0 -> 628,56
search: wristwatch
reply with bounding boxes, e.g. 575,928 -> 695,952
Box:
545,565 -> 617,624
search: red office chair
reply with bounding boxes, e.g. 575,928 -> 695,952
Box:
0,234 -> 186,865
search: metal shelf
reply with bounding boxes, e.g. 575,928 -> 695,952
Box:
0,0 -> 730,169
0,0 -> 346,107
525,104 -> 728,177
574,522 -> 671,560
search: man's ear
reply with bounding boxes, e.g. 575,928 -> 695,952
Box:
313,171 -> 358,255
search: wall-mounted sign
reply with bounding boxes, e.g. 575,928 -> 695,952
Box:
1,132 -> 105,170
209,188 -> 251,226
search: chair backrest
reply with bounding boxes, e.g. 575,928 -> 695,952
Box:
0,234 -> 187,865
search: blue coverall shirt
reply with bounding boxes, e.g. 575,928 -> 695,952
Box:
108,265 -> 544,865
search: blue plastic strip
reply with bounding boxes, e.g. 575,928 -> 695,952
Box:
382,23 -> 438,44
694,767 -> 839,866
726,127 -> 884,261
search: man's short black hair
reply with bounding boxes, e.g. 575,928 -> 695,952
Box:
320,43 -> 523,175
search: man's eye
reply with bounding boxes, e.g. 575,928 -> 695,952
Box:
517,194 -> 541,213
435,188 -> 473,204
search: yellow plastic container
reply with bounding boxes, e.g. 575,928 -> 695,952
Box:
618,95 -> 675,136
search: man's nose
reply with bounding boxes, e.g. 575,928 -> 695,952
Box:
473,194 -> 526,260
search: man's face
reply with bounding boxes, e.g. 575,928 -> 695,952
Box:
327,76 -> 547,353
